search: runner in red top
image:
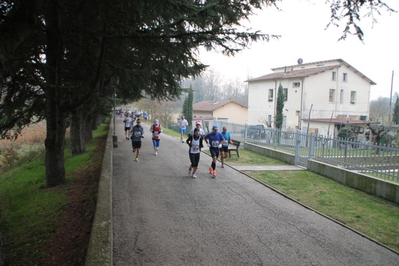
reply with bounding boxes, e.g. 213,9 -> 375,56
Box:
150,119 -> 163,156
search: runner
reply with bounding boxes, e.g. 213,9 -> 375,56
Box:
123,113 -> 135,140
150,119 -> 163,156
204,125 -> 225,178
130,119 -> 144,162
178,115 -> 189,143
220,126 -> 233,168
189,120 -> 206,138
186,128 -> 204,179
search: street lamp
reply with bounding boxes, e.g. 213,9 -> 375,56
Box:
344,115 -> 349,167
305,103 -> 313,147
112,83 -> 118,148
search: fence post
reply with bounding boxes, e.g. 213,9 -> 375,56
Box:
309,132 -> 315,160
295,130 -> 301,165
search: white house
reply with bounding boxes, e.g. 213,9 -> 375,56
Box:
246,59 -> 376,137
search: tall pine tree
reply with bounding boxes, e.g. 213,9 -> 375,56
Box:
393,95 -> 399,125
182,88 -> 193,131
274,84 -> 284,129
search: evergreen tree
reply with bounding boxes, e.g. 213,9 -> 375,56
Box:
182,88 -> 193,131
274,84 -> 284,129
182,95 -> 188,121
392,95 -> 399,124
186,89 -> 193,130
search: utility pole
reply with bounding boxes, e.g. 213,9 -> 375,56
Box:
389,71 -> 394,123
305,103 -> 313,147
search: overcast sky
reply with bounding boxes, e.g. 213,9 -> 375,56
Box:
199,0 -> 399,101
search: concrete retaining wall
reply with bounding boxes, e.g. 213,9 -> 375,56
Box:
244,142 -> 399,204
85,118 -> 113,266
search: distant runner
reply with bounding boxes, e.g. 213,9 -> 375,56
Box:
178,115 -> 189,143
130,119 -> 144,162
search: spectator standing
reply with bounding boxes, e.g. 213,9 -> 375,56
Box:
130,119 -> 144,162
204,125 -> 225,178
220,126 -> 233,168
123,113 -> 134,140
186,128 -> 204,179
178,115 -> 189,143
150,119 -> 163,156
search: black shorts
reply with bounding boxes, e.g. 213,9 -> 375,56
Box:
189,153 -> 200,167
220,146 -> 228,153
209,147 -> 220,158
132,141 -> 141,149
125,126 -> 131,131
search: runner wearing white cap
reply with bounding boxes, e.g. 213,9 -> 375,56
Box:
150,119 -> 163,156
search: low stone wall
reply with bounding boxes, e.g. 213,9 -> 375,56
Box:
244,142 -> 399,204
85,116 -> 113,266
243,143 -> 295,165
307,160 -> 399,204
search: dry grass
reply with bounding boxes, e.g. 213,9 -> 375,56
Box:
0,121 -> 47,172
0,121 -> 47,145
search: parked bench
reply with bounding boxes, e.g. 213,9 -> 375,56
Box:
228,139 -> 241,157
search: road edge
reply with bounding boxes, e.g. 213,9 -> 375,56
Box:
85,117 -> 113,266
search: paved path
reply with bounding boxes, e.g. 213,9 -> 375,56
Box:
112,118 -> 399,266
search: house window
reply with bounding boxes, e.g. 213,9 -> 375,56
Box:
343,73 -> 348,82
283,88 -> 288,101
293,82 -> 300,87
350,91 -> 356,104
360,115 -> 367,121
268,89 -> 273,102
329,89 -> 335,103
340,89 -> 344,104
332,71 -> 336,81
296,110 -> 300,116
268,115 -> 272,126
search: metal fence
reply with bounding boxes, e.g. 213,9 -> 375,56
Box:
203,120 -> 399,182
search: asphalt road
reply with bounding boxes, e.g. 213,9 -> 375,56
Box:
112,118 -> 399,266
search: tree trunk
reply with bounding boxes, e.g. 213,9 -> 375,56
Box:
91,113 -> 98,130
85,113 -> 92,142
43,0 -> 66,187
45,97 -> 67,187
70,108 -> 85,155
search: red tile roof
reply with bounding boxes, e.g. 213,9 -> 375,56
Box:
246,59 -> 376,85
193,100 -> 247,111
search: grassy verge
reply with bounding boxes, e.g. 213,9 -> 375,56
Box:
161,127 -> 181,139
188,141 -> 399,252
0,120 -> 109,265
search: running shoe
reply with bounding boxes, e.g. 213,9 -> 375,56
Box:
209,167 -> 213,174
212,170 -> 217,178
155,151 -> 158,156
192,174 -> 197,179
135,157 -> 139,162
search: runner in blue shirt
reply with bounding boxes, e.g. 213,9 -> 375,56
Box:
204,125 -> 225,178
220,126 -> 233,168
